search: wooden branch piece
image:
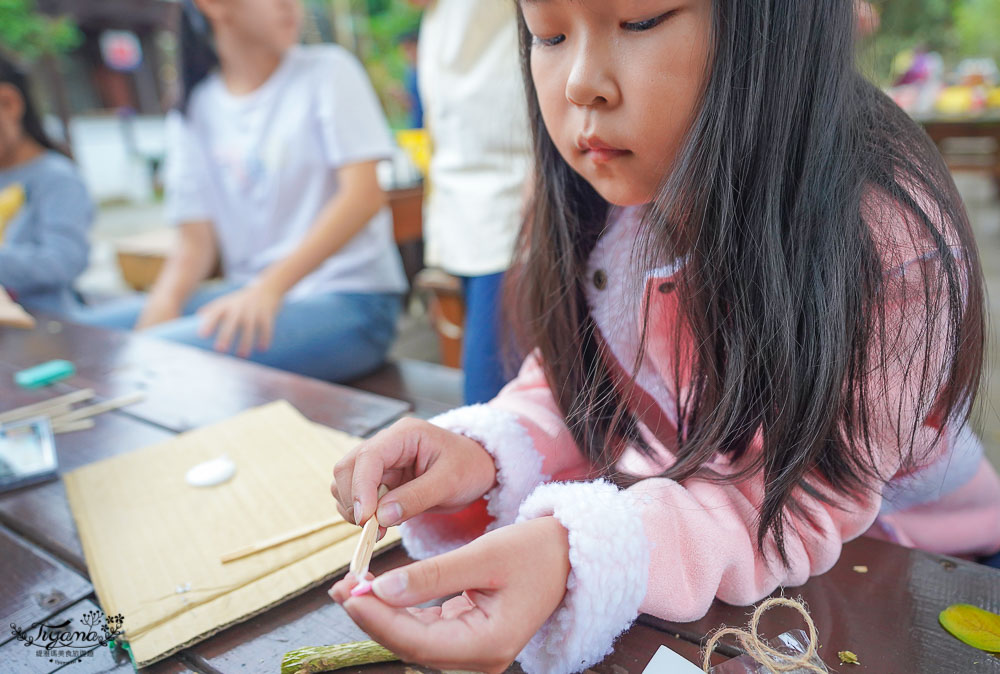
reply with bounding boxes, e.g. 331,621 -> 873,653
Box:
48,392 -> 146,425
52,419 -> 96,435
349,485 -> 389,581
221,517 -> 353,564
0,388 -> 95,425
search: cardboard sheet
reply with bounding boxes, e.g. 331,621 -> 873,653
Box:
64,401 -> 400,666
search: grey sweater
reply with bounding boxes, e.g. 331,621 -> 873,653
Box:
0,151 -> 93,315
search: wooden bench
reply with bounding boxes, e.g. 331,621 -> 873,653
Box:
349,358 -> 464,420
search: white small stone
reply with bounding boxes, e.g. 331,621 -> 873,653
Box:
185,454 -> 236,487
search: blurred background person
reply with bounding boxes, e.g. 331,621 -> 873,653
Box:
412,0 -> 532,404
0,53 -> 92,318
79,0 -> 407,383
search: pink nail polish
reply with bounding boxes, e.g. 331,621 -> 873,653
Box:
350,580 -> 373,597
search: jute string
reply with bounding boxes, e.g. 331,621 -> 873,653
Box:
701,597 -> 825,673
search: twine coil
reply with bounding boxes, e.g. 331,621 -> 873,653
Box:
701,597 -> 825,673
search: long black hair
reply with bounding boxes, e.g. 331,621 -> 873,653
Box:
506,1 -> 985,562
0,54 -> 59,152
178,0 -> 219,113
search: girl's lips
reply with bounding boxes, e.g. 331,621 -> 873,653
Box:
578,136 -> 630,164
585,148 -> 630,164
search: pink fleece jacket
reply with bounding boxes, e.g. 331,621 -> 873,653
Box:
400,205 -> 1000,674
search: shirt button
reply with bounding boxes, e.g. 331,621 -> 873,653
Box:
592,269 -> 608,290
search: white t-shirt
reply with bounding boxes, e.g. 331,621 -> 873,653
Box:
418,0 -> 532,277
164,45 -> 407,299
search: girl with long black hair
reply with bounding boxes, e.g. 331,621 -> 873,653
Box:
330,2 -> 1000,671
0,53 -> 92,316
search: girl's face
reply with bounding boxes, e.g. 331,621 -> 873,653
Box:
202,0 -> 302,54
522,0 -> 712,206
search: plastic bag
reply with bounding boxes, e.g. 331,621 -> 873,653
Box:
707,629 -> 829,673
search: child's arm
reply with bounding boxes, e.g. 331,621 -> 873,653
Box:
395,252 -> 958,673
397,352 -> 593,558
137,219 -> 218,329
193,159 -> 385,356
0,171 -> 91,295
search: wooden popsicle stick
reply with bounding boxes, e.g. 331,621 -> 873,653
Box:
221,517 -> 353,564
52,419 -> 96,434
0,388 -> 95,425
48,392 -> 145,424
349,484 -> 389,580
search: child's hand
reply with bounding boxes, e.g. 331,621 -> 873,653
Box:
195,281 -> 284,357
331,418 -> 497,529
329,516 -> 570,673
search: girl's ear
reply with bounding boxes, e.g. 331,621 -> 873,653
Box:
0,83 -> 25,126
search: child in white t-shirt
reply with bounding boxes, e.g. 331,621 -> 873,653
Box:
81,0 -> 407,382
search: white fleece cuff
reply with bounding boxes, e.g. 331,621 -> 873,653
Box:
514,480 -> 650,674
399,404 -> 549,559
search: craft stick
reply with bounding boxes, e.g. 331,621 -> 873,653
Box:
0,388 -> 95,425
48,391 -> 146,424
52,419 -> 96,434
221,517 -> 353,564
349,485 -> 389,582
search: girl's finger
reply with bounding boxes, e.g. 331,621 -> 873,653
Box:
342,595 -> 500,669
332,453 -> 358,516
328,571 -> 373,603
369,541 -> 503,608
376,469 -> 457,527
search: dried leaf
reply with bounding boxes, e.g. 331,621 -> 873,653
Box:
852,565 -> 868,573
838,650 -> 860,665
939,604 -> 1000,653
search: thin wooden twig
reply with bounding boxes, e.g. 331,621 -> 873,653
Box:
221,517 -> 354,564
48,392 -> 145,425
0,388 -> 95,425
349,485 -> 389,580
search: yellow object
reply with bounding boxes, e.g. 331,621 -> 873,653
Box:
64,402 -> 401,667
396,128 -> 431,178
0,183 -> 26,241
935,86 -> 976,115
987,87 -> 1000,110
939,604 -> 1000,653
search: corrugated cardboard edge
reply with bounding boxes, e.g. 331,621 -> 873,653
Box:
131,538 -> 401,667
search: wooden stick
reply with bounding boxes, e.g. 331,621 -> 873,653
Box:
48,392 -> 145,425
52,419 -> 96,435
221,517 -> 353,564
350,485 -> 389,580
0,388 -> 95,425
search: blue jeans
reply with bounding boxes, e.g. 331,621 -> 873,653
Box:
459,271 -> 511,404
75,282 -> 401,383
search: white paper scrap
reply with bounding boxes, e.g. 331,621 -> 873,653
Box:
642,644 -> 705,674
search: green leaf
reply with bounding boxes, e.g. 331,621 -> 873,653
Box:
939,604 -> 1000,653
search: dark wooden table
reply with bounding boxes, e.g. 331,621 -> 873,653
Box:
2,319 -> 998,673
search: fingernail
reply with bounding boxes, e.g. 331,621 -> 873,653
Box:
376,502 -> 402,526
372,571 -> 407,599
353,500 -> 362,525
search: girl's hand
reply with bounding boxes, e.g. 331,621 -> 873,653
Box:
329,516 -> 570,673
196,282 -> 283,357
331,418 -> 497,529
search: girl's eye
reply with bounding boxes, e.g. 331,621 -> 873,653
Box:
622,11 -> 675,32
532,34 -> 566,48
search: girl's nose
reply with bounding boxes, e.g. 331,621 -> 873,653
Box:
565,45 -> 620,109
